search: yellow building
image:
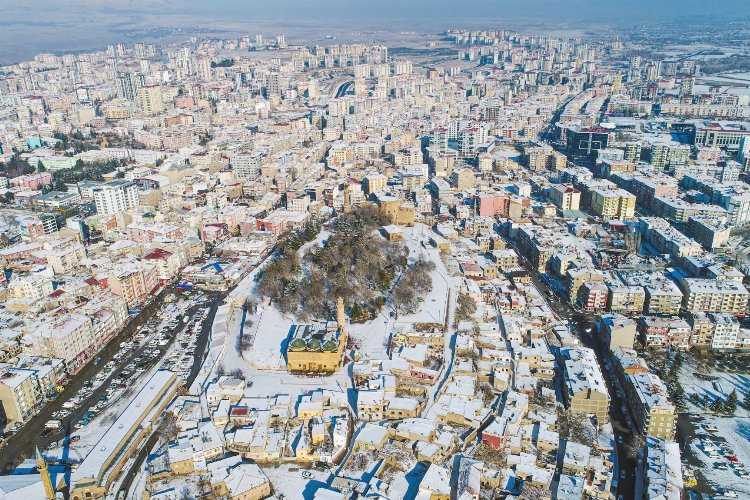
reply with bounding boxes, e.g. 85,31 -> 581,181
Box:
590,187 -> 636,220
286,297 -> 349,374
377,196 -> 416,226
612,348 -> 676,440
562,347 -> 610,423
0,368 -> 42,424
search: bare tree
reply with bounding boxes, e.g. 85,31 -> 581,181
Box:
157,412 -> 180,444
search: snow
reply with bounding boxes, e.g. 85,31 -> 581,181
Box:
679,358 -> 750,497
346,224 -> 453,361
206,223 -> 457,407
262,463 -> 331,500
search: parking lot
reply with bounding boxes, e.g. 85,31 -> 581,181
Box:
0,288 -> 221,469
678,352 -> 750,499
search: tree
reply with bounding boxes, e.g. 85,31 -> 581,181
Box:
455,292 -> 477,323
393,259 -> 435,314
710,397 -> 725,413
156,412 -> 179,443
725,390 -> 738,415
0,191 -> 14,204
257,205 -> 407,320
744,391 -> 750,410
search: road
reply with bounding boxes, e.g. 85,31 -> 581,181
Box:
115,292 -> 225,496
526,270 -> 636,500
539,89 -> 586,146
332,80 -> 353,98
0,287 -> 172,470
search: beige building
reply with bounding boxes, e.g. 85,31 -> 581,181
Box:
612,348 -> 676,440
562,347 -> 610,423
680,278 -> 750,314
548,184 -> 581,211
362,173 -> 387,195
590,187 -> 636,220
108,261 -> 159,308
608,285 -> 645,314
450,167 -> 476,190
645,282 -> 684,315
137,84 -> 165,115
0,368 -> 42,424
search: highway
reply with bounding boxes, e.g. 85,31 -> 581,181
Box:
331,79 -> 354,99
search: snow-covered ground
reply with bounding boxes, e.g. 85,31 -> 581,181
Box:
216,223 -> 452,378
679,357 -> 750,497
200,223 -> 457,495
263,462 -> 331,499
349,223 -> 454,361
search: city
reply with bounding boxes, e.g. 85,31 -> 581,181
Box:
0,2 -> 748,499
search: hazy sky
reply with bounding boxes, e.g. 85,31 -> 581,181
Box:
4,0 -> 749,22
0,0 -> 748,64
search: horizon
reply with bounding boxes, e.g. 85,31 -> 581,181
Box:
0,0 -> 748,64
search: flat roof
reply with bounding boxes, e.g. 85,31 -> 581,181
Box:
73,370 -> 176,483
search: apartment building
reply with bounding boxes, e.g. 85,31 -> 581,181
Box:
107,261 -> 159,308
687,216 -> 732,250
634,437 -> 683,500
680,278 -> 750,314
136,84 -> 165,115
638,316 -> 691,349
612,348 -> 676,440
93,180 -> 139,215
640,217 -> 703,259
709,313 -> 740,350
608,285 -> 645,314
644,281 -> 684,315
561,347 -> 610,423
589,187 -> 635,220
566,268 -> 605,306
0,367 -> 42,424
548,184 -> 581,211
31,313 -> 95,373
597,313 -> 637,350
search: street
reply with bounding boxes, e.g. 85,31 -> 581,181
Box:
527,265 -> 637,499
0,287 -> 222,471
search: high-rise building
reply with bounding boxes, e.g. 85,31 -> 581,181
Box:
738,135 -> 750,167
136,84 -> 164,115
117,72 -> 143,101
92,180 -> 140,215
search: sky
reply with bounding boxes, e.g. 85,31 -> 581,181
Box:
4,0 -> 750,23
0,0 -> 748,63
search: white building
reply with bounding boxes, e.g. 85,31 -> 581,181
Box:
92,179 -> 140,215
